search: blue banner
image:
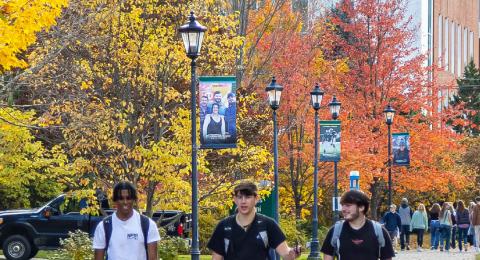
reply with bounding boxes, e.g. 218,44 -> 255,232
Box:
199,76 -> 237,149
392,132 -> 410,166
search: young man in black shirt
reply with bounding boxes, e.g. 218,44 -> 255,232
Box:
321,190 -> 395,260
207,181 -> 300,260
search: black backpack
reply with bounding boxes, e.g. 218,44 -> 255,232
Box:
103,214 -> 150,260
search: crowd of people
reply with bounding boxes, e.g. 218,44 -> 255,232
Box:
381,196 -> 480,253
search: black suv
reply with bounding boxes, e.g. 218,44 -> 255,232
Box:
0,195 -> 190,260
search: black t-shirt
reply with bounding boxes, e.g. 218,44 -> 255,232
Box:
320,220 -> 395,260
207,214 -> 286,260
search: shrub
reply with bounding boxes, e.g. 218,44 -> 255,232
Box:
50,230 -> 93,260
158,228 -> 189,259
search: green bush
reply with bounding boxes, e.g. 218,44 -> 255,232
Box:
158,228 -> 189,259
280,218 -> 308,247
50,230 -> 93,260
198,212 -> 220,253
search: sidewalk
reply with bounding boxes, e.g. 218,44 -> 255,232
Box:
394,249 -> 477,260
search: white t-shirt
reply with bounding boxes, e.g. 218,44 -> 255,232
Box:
93,210 -> 161,260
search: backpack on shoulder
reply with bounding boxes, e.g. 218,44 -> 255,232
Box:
330,220 -> 385,259
103,214 -> 150,260
223,214 -> 272,259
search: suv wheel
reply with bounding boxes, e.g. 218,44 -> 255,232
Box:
2,235 -> 32,260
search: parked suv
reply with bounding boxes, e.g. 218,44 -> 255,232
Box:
0,194 -> 191,260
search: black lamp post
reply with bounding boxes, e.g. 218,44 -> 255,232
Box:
383,104 -> 396,207
265,77 -> 283,225
328,96 -> 341,222
308,84 -> 324,260
179,11 -> 206,260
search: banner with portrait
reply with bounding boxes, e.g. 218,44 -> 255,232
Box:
199,76 -> 237,149
392,132 -> 410,166
320,121 -> 341,162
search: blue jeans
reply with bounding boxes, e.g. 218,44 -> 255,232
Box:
400,225 -> 410,249
440,224 -> 452,250
431,220 -> 441,249
458,227 -> 469,250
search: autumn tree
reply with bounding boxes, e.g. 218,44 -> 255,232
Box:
322,0 -> 468,219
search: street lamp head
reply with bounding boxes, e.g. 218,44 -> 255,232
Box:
383,103 -> 396,125
329,95 -> 341,120
265,76 -> 283,110
310,83 -> 324,111
179,11 -> 207,59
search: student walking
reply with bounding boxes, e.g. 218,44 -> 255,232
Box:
93,181 -> 160,260
439,202 -> 453,252
207,181 -> 301,259
430,203 -> 441,250
398,198 -> 413,250
456,200 -> 470,252
468,201 -> 476,249
410,203 -> 428,251
382,204 -> 402,252
321,190 -> 395,260
471,197 -> 480,251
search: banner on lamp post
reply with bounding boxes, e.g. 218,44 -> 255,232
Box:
392,132 -> 410,166
199,76 -> 237,149
320,120 -> 341,162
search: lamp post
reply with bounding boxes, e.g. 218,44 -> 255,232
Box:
328,96 -> 341,222
179,11 -> 206,260
308,84 -> 324,260
265,77 -> 283,224
383,104 -> 396,207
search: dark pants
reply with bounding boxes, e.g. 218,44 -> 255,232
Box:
451,225 -> 457,249
458,227 -> 469,250
440,224 -> 452,250
413,228 -> 425,247
400,225 -> 410,249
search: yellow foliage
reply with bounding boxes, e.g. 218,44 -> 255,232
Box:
0,0 -> 68,71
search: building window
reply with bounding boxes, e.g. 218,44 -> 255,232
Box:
438,15 -> 443,67
451,20 -> 455,74
469,31 -> 474,60
445,18 -> 449,71
464,27 -> 468,68
458,24 -> 462,77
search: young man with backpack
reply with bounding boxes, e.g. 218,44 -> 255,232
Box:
321,190 -> 395,260
93,181 -> 160,260
207,181 -> 301,259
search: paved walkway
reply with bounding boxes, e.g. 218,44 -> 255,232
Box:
394,249 -> 477,260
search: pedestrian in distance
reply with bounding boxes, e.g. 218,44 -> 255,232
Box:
409,203 -> 428,251
381,204 -> 401,252
321,190 -> 395,260
398,197 -> 413,250
93,181 -> 160,260
456,200 -> 470,252
451,201 -> 458,249
429,203 -> 441,250
468,201 -> 476,249
207,181 -> 301,260
471,196 -> 480,251
439,202 -> 453,252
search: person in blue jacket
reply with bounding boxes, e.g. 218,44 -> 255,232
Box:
383,204 -> 402,252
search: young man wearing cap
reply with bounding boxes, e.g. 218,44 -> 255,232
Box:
207,181 -> 301,259
321,190 -> 395,260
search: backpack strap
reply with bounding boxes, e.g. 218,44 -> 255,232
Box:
223,215 -> 235,255
330,220 -> 345,257
371,220 -> 386,258
255,214 -> 269,249
103,215 -> 113,260
140,214 -> 150,260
